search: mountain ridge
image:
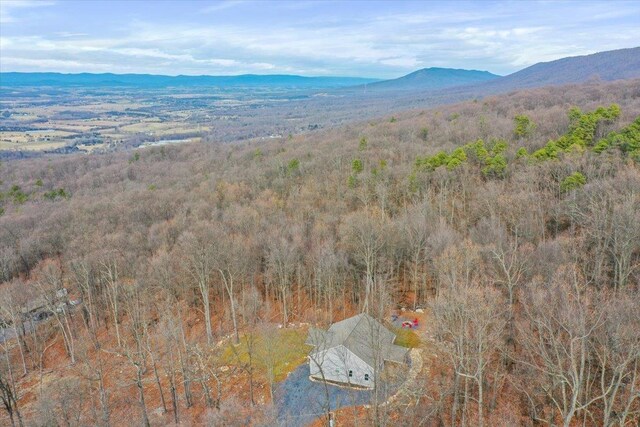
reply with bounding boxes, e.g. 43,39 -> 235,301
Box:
363,67 -> 500,91
353,47 -> 640,96
0,72 -> 380,88
3,47 -> 638,93
458,46 -> 640,94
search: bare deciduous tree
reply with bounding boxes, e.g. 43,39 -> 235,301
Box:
518,266 -> 604,427
267,233 -> 299,326
432,283 -> 505,427
179,229 -> 216,344
342,212 -> 386,313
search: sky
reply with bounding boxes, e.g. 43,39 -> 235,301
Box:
1,0 -> 639,78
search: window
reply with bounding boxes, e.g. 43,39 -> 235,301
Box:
364,374 -> 369,381
348,370 -> 353,377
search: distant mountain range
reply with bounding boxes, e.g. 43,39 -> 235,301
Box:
1,47 -> 638,95
471,46 -> 640,93
360,47 -> 640,95
0,72 -> 379,89
364,67 -> 500,91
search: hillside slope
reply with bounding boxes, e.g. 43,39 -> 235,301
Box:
360,47 -> 640,116
348,47 -> 639,99
473,46 -> 640,93
0,79 -> 639,426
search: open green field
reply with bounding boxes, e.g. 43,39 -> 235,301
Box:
392,327 -> 421,348
220,327 -> 309,382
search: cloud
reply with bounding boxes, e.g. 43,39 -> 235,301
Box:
0,56 -> 112,72
55,32 -> 89,38
200,0 -> 248,14
0,0 -> 54,24
379,57 -> 420,68
1,1 -> 639,76
0,33 -> 282,75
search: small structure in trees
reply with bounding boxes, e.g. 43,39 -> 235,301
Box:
305,313 -> 407,389
20,288 -> 70,321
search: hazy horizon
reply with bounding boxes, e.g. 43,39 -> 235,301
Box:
0,66 -> 503,80
1,0 -> 639,78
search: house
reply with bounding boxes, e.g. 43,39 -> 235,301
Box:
20,288 -> 70,321
305,313 -> 408,389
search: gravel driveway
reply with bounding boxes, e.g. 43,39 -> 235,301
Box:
275,362 -> 402,427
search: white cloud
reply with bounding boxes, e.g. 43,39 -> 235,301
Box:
200,0 -> 248,14
1,1 -> 639,76
55,32 -> 89,38
249,62 -> 277,70
379,57 -> 420,68
0,0 -> 54,24
0,56 -> 111,72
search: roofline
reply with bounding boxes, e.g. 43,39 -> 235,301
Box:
342,312 -> 396,344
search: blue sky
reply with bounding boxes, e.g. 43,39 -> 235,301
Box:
1,0 -> 639,78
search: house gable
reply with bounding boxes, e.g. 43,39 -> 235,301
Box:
309,344 -> 375,388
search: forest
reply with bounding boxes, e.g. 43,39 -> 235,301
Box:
0,78 -> 639,426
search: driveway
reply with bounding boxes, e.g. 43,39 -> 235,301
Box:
275,363 -> 402,427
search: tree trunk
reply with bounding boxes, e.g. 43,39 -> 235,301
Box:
151,354 -> 167,413
170,381 -> 179,424
136,365 -> 150,427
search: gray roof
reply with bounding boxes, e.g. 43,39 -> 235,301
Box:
307,313 -> 408,367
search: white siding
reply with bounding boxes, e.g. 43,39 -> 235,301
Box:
309,345 -> 375,388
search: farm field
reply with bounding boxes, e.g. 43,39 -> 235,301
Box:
0,88 -> 221,154
0,84 -> 367,156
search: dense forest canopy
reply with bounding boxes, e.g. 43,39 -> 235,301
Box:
0,79 -> 639,426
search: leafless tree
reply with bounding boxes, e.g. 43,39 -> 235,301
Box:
189,343 -> 223,410
213,229 -> 247,345
179,229 -> 216,344
342,212 -> 386,313
306,324 -> 347,426
590,290 -> 640,426
517,266 -> 604,427
0,285 -> 28,376
42,376 -> 89,427
311,242 -> 347,323
76,339 -> 111,427
0,340 -> 24,427
229,326 -> 258,406
608,194 -> 640,292
432,283 -> 506,427
157,299 -> 187,422
267,233 -> 299,326
33,261 -> 76,364
116,281 -> 152,427
100,258 -> 123,347
398,201 -> 432,309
